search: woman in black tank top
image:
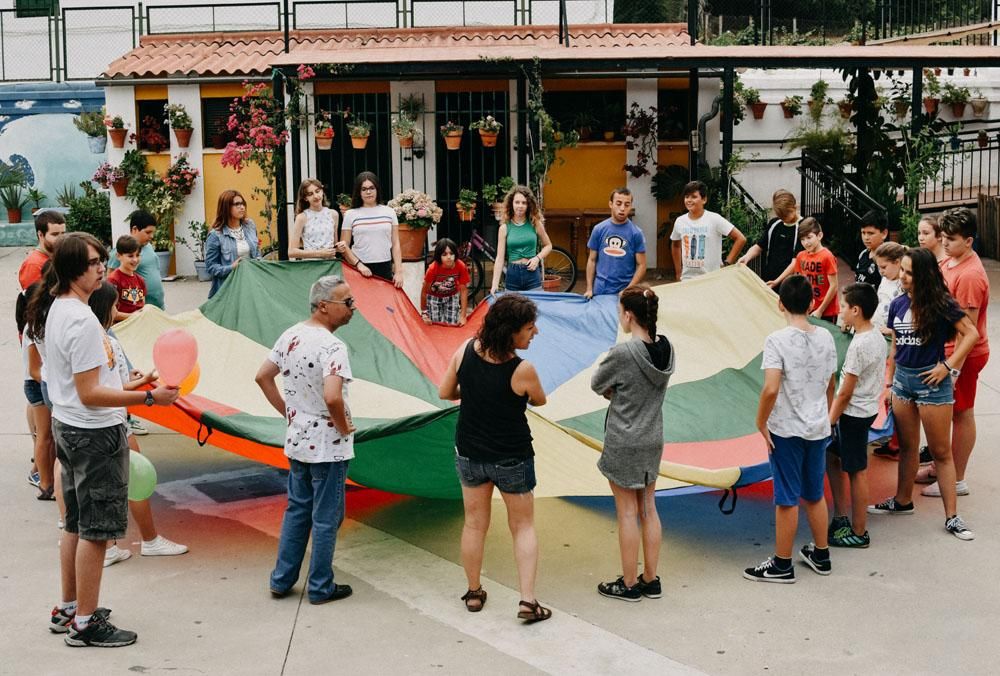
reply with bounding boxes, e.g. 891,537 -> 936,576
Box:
439,294 -> 552,623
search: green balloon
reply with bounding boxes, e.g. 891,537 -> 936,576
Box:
128,450 -> 157,501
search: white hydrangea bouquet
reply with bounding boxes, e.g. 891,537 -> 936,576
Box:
387,189 -> 443,229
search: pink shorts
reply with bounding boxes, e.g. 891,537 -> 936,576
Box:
953,352 -> 989,412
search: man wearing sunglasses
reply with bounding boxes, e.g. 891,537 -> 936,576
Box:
255,275 -> 357,604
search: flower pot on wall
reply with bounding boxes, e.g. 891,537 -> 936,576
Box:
211,133 -> 227,150
173,128 -> 193,148
491,202 -> 504,222
397,134 -> 414,148
749,102 -> 767,120
194,260 -> 211,282
456,205 -> 476,222
108,128 -> 127,148
950,102 -> 967,118
977,131 -> 989,148
837,101 -> 853,119
111,178 -> 129,197
970,98 -> 989,117
479,130 -> 499,147
443,130 -> 463,150
88,135 -> 107,154
923,97 -> 939,116
155,250 -> 171,278
780,103 -> 796,118
398,223 -> 428,261
6,208 -> 22,223
350,134 -> 369,150
316,130 -> 334,150
893,100 -> 910,119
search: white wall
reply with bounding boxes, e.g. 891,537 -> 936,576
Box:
626,76 -> 660,267
167,84 -> 204,276
105,86 -> 135,242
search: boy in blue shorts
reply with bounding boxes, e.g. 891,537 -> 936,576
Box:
744,275 -> 838,583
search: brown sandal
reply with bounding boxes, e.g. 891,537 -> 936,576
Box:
517,599 -> 552,623
461,586 -> 487,612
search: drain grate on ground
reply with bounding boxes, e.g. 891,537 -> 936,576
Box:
192,470 -> 289,503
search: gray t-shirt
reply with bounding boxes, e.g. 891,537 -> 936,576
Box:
670,209 -> 734,280
762,325 -> 837,440
840,328 -> 887,418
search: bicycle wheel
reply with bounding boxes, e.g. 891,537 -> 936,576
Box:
543,247 -> 577,293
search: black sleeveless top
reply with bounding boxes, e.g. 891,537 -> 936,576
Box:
455,340 -> 533,462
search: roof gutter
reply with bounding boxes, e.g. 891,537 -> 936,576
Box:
95,75 -> 270,87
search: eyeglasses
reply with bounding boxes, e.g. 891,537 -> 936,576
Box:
232,201 -> 246,207
323,297 -> 355,309
87,257 -> 106,269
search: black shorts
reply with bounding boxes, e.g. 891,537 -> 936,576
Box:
363,260 -> 393,281
53,419 -> 129,541
829,413 -> 876,474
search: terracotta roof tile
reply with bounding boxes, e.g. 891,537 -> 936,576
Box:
102,23 -> 691,79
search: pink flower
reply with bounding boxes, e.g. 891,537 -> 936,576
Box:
416,208 -> 427,217
297,64 -> 316,80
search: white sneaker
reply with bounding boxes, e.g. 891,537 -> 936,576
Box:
921,480 -> 970,497
103,545 -> 132,568
128,418 -> 149,436
141,535 -> 188,557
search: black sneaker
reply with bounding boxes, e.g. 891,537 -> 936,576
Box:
597,576 -> 642,602
64,614 -> 136,647
918,445 -> 933,465
830,528 -> 871,548
799,544 -> 832,575
309,584 -> 353,605
867,497 -> 914,515
49,606 -> 110,634
742,557 -> 795,584
873,443 -> 899,459
827,515 -> 850,541
636,574 -> 662,599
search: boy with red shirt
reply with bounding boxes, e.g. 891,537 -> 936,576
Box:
19,211 -> 66,291
917,208 -> 990,498
769,218 -> 839,323
107,235 -> 146,322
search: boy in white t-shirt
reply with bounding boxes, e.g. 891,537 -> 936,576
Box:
827,284 -> 887,548
744,275 -> 837,583
670,180 -> 747,281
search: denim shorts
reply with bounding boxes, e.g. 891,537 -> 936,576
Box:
23,379 -> 43,407
504,262 -> 542,292
892,363 -> 954,406
455,452 -> 536,494
40,380 -> 52,410
52,419 -> 130,541
769,433 -> 828,506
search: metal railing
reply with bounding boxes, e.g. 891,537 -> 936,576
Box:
872,0 -> 999,43
920,125 -> 1000,209
724,174 -> 769,277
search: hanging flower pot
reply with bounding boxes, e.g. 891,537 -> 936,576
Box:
950,102 -> 967,118
934,67 -> 942,76
949,135 -> 961,151
807,99 -> 825,118
87,135 -> 107,154
397,133 -> 414,148
211,133 -> 228,150
971,98 -> 989,117
478,129 -> 499,147
923,97 -> 940,117
837,101 -> 853,119
351,134 -> 370,150
108,128 -> 127,148
491,202 -> 504,222
749,102 -> 768,120
111,178 -> 129,197
315,129 -> 334,150
893,100 -> 910,119
977,130 -> 989,148
964,67 -> 972,76
456,204 -> 476,222
443,130 -> 463,150
173,127 -> 193,148
780,103 -> 796,118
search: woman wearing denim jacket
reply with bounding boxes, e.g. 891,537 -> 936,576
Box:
205,189 -> 260,298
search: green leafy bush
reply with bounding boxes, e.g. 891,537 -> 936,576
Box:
66,181 -> 111,244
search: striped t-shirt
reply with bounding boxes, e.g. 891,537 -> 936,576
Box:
342,205 -> 397,264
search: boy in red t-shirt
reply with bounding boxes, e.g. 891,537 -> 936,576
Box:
420,238 -> 470,326
107,235 -> 147,322
769,218 -> 839,323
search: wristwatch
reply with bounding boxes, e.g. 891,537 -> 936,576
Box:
943,360 -> 961,378
144,391 -> 155,406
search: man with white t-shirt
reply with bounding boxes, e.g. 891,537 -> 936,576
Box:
256,275 -> 357,605
45,233 -> 179,648
670,180 -> 747,281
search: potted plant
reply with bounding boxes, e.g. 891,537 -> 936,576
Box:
1,184 -> 27,223
970,89 -> 989,118
391,114 -> 417,148
483,183 -> 505,222
386,189 -> 443,260
336,193 -> 352,215
964,67 -> 972,77
455,188 -> 477,222
315,110 -> 334,150
891,80 -> 911,119
440,120 -> 464,150
74,108 -> 107,153
152,223 -> 173,277
92,161 -> 127,196
163,154 -> 200,196
164,103 -> 194,148
942,82 -> 971,118
399,94 -> 424,121
837,94 -> 855,119
27,187 -> 46,215
923,71 -> 941,116
573,111 -> 598,140
807,79 -> 830,119
137,115 -> 169,153
743,87 -> 767,120
103,114 -> 129,148
470,115 -> 502,147
176,220 -> 211,281
977,130 -> 989,149
345,113 -> 371,150
780,95 -> 802,118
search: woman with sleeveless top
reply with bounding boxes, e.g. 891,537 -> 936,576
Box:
591,285 -> 674,602
289,179 -> 338,259
490,185 -> 553,294
438,294 -> 552,623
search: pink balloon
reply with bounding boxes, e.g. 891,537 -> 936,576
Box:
153,329 -> 199,387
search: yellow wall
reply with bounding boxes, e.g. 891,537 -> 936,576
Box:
135,85 -> 168,100
202,154 -> 271,243
200,83 -> 251,98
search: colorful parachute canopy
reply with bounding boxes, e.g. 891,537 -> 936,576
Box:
115,260 -> 869,500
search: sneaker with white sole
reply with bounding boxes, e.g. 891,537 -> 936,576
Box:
636,574 -> 662,599
50,606 -> 110,634
945,515 -> 975,541
64,614 -> 136,648
742,557 -> 795,583
28,470 -> 40,488
140,535 -> 188,557
921,480 -> 969,498
867,497 -> 914,515
799,543 -> 832,575
914,465 -> 937,484
103,545 -> 132,568
127,418 -> 148,436
597,576 -> 642,602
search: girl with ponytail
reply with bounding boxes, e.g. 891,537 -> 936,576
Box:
590,285 -> 675,602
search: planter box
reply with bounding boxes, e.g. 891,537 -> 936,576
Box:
194,260 -> 211,281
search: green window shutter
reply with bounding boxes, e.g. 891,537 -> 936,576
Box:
15,1 -> 59,19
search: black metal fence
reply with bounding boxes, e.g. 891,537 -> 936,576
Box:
920,125 -> 1000,210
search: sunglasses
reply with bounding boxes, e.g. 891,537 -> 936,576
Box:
323,297 -> 355,309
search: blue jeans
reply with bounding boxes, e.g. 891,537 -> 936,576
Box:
270,458 -> 349,601
504,262 -> 542,291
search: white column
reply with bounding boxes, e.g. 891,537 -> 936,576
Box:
625,77 -> 659,268
167,84 -> 205,276
508,78 -> 519,184
105,86 -> 136,242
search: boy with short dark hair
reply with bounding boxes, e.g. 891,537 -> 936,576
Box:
107,235 -> 147,323
19,211 -> 66,291
108,210 -> 164,310
827,283 -> 886,548
769,218 -> 839,322
584,187 -> 647,298
744,274 -> 837,583
856,210 -> 888,287
670,180 -> 746,281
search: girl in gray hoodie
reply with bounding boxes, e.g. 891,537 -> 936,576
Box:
591,285 -> 675,602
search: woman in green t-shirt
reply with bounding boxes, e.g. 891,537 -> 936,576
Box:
490,185 -> 553,294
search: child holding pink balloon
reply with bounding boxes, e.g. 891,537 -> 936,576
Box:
88,282 -> 188,565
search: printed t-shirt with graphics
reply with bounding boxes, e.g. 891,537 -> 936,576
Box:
424,260 -> 470,298
941,251 -> 990,359
588,218 -> 646,295
840,328 -> 888,418
794,248 -> 840,317
108,268 -> 147,314
670,210 -> 734,280
44,297 -> 126,429
855,248 -> 882,288
874,275 -> 903,331
342,205 -> 397,264
887,293 -> 965,368
755,217 -> 804,282
762,325 -> 837,440
269,323 -> 354,463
